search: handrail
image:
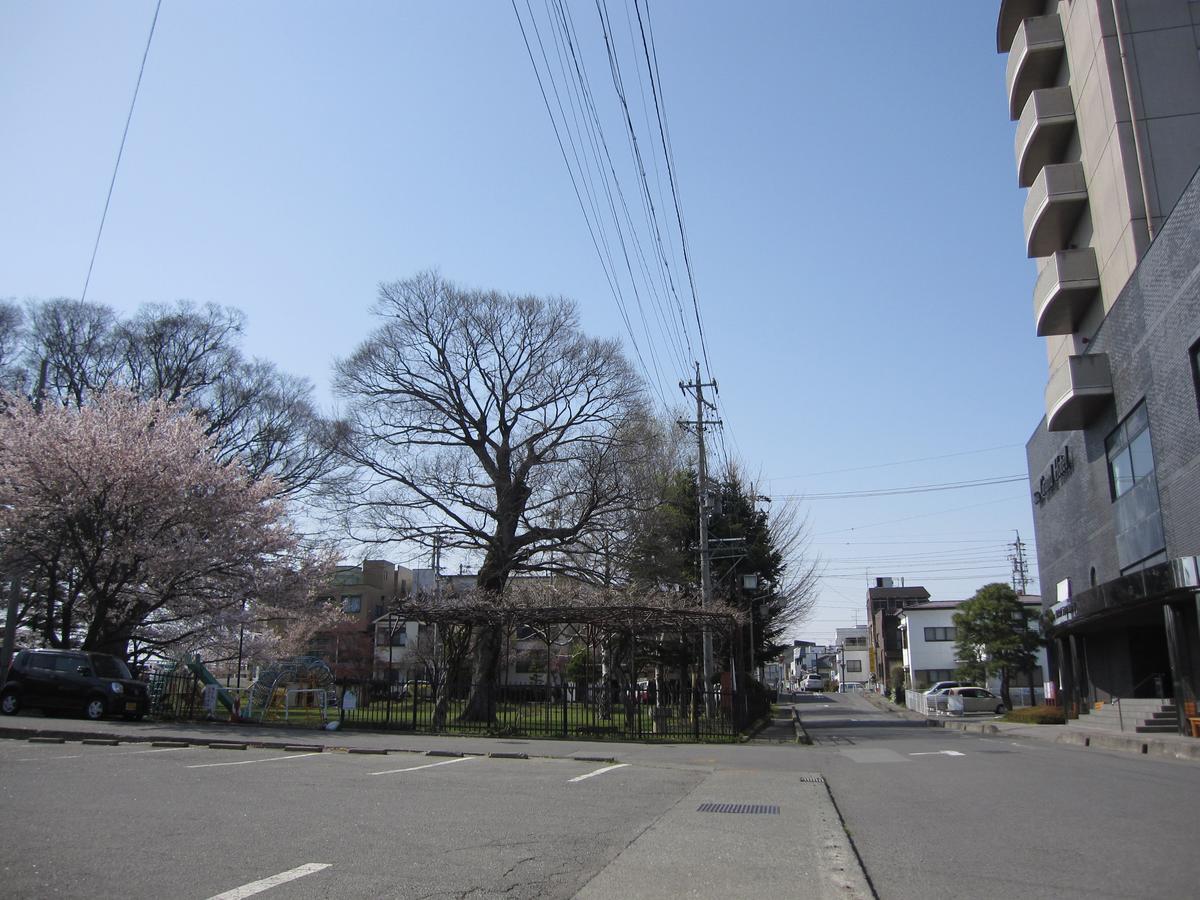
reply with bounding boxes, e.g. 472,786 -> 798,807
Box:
1108,673 -> 1168,731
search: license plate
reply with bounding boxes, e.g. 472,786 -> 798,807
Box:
125,702 -> 138,712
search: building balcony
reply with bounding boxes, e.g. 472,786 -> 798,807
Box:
997,0 -> 1048,53
1034,249 -> 1100,336
1006,14 -> 1065,120
1045,354 -> 1113,432
1016,87 -> 1076,188
1024,162 -> 1088,258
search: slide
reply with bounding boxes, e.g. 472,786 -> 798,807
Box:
183,656 -> 238,715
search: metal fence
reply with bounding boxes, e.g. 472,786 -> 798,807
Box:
337,680 -> 741,743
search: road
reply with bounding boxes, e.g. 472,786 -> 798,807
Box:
793,691 -> 1200,900
1,694 -> 1198,899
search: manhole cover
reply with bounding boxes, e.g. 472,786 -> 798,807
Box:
697,803 -> 779,815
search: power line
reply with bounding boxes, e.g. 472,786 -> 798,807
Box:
812,495 -> 1025,536
81,0 -> 163,304
772,474 -> 1028,501
766,443 -> 1026,481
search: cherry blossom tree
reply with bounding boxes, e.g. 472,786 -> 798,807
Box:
0,391 -> 327,660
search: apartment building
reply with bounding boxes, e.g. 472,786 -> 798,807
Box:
997,1 -> 1200,730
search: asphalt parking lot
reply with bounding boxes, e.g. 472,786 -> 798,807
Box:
0,733 -> 866,900
0,737 -> 710,899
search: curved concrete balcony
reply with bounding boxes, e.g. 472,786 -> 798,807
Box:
1016,87 -> 1076,187
997,0 -> 1049,53
1046,354 -> 1113,432
1006,14 -> 1065,120
1034,249 -> 1100,336
1024,162 -> 1088,258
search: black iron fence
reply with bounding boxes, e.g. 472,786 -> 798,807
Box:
336,680 -> 742,742
139,666 -> 749,743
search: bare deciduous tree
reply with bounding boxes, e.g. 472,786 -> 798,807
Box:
331,272 -> 646,720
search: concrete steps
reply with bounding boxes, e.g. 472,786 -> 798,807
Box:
1077,699 -> 1178,734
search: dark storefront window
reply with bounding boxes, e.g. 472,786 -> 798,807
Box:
1105,403 -> 1154,499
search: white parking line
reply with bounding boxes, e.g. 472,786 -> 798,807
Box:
206,863 -> 331,900
114,746 -> 195,755
568,763 -> 629,783
370,756 -> 476,776
187,752 -> 322,769
14,754 -> 83,762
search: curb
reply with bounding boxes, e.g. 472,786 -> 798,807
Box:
791,708 -> 812,745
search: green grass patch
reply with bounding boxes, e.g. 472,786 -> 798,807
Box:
1002,704 -> 1065,725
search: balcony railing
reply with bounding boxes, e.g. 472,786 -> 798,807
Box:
1045,353 -> 1113,431
1016,86 -> 1076,187
1006,14 -> 1065,120
997,0 -> 1049,54
1034,248 -> 1100,336
1024,162 -> 1088,258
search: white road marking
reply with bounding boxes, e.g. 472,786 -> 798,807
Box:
569,763 -> 629,783
206,863 -> 331,899
909,750 -> 965,757
187,752 -> 322,769
370,756 -> 476,776
14,754 -> 83,761
114,746 -> 194,755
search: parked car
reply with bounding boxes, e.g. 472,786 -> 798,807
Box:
801,674 -> 824,692
945,686 -> 1006,715
838,681 -> 864,693
924,681 -> 962,695
1,649 -> 150,721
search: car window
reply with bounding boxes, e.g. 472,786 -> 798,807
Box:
90,655 -> 131,679
28,652 -> 58,671
54,655 -> 88,673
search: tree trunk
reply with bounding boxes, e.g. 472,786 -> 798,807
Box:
459,624 -> 503,722
1000,667 -> 1013,710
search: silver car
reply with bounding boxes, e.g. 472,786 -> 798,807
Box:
946,686 -> 1006,714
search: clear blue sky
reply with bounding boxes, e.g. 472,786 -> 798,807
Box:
0,2 -> 1046,643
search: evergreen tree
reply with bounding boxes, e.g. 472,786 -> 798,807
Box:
952,582 -> 1044,709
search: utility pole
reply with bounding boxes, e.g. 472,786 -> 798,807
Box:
679,362 -> 721,697
1009,531 -> 1030,594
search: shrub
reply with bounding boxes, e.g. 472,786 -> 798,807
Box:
1002,704 -> 1065,725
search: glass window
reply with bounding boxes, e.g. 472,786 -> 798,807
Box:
1106,402 -> 1155,499
90,655 -> 130,679
341,595 -> 362,614
845,660 -> 862,673
54,655 -> 87,673
29,652 -> 57,670
923,627 -> 956,642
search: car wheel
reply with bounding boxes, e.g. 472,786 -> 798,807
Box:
0,690 -> 19,716
83,697 -> 106,720
995,704 -> 1006,714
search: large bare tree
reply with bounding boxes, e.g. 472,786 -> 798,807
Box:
331,272 -> 646,719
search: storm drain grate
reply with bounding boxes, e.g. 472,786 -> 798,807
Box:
697,803 -> 779,815
797,775 -> 825,783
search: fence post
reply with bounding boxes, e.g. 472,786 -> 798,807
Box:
561,683 -> 569,738
693,683 -> 701,741
412,683 -> 420,731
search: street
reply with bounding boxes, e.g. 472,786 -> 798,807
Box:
2,693 -> 1199,899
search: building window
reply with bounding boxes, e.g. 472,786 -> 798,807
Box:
377,624 -> 406,647
1191,339 -> 1200,418
1105,402 -> 1154,500
845,660 -> 862,673
843,636 -> 866,648
341,594 -> 362,614
923,627 -> 956,642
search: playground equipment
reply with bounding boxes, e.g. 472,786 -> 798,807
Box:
244,656 -> 337,723
183,656 -> 237,715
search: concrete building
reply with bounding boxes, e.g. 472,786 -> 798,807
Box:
996,1 -> 1200,733
898,598 -> 1047,701
834,626 -> 870,687
866,578 -> 931,686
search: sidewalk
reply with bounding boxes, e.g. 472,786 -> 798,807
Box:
859,690 -> 1200,763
